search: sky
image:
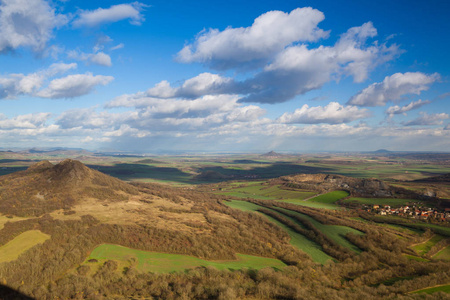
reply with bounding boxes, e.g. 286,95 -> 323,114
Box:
0,0 -> 449,153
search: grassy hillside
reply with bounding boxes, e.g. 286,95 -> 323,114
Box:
224,200 -> 333,264
85,244 -> 287,273
0,230 -> 50,263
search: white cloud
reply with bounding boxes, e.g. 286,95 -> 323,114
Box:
90,52 -> 112,66
177,7 -> 329,69
56,108 -> 132,129
0,112 -> 51,129
146,73 -> 234,99
278,102 -> 370,124
110,43 -> 124,51
240,22 -> 400,103
36,73 -> 113,98
403,112 -> 449,126
145,21 -> 400,105
0,62 -> 76,99
67,49 -> 112,67
385,99 -> 431,117
0,0 -> 68,52
348,72 -> 439,106
72,2 -> 146,27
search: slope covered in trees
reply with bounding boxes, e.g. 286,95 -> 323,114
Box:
0,160 -> 449,299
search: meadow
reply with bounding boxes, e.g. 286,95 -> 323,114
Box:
224,200 -> 333,264
85,244 -> 286,273
0,230 -> 50,263
433,245 -> 450,260
217,182 -> 345,209
412,284 -> 450,294
411,234 -> 445,256
277,208 -> 363,253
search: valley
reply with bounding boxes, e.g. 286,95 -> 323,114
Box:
0,150 -> 449,299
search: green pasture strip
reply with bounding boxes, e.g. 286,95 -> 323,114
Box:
278,199 -> 340,210
382,223 -> 422,235
343,197 -> 420,207
412,235 -> 445,255
86,244 -> 286,273
360,215 -> 450,236
0,230 -> 50,263
223,200 -> 332,264
217,191 -> 274,200
277,208 -> 363,253
403,254 -> 429,262
261,211 -> 333,264
223,184 -> 315,201
412,284 -> 450,294
307,191 -> 350,204
409,224 -> 450,237
433,245 -> 450,260
224,200 -> 261,212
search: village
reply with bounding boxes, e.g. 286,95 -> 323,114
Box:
365,203 -> 450,222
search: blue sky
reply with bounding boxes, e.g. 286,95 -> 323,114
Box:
0,0 -> 449,153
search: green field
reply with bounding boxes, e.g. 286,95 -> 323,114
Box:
218,182 -> 344,209
412,284 -> 450,294
0,230 -> 50,263
224,200 -> 262,212
224,200 -> 332,264
278,208 -> 363,253
308,191 -> 350,204
278,190 -> 349,210
433,245 -> 450,260
403,254 -> 429,262
342,197 -> 420,207
411,235 -> 445,255
86,244 -> 286,273
218,183 -> 315,201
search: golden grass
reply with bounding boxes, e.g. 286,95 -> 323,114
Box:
49,193 -> 215,234
0,230 -> 50,263
0,215 -> 30,230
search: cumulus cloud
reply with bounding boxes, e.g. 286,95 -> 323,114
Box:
143,21 -> 400,105
0,62 -> 76,99
239,22 -> 400,103
67,49 -> 113,67
36,73 -> 113,98
89,52 -> 112,66
72,2 -> 147,27
146,73 -> 236,99
348,72 -> 439,106
102,92 -> 268,137
385,99 -> 431,117
56,108 -> 130,129
0,0 -> 68,53
0,112 -> 51,129
403,112 -> 449,126
177,7 -> 329,69
107,94 -> 245,118
278,102 -> 370,124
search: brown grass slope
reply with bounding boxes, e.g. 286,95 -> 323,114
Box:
0,159 -> 138,217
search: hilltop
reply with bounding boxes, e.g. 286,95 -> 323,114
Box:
0,159 -> 138,217
276,173 -> 431,199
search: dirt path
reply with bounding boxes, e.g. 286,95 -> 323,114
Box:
407,283 -> 450,294
409,234 -> 434,248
